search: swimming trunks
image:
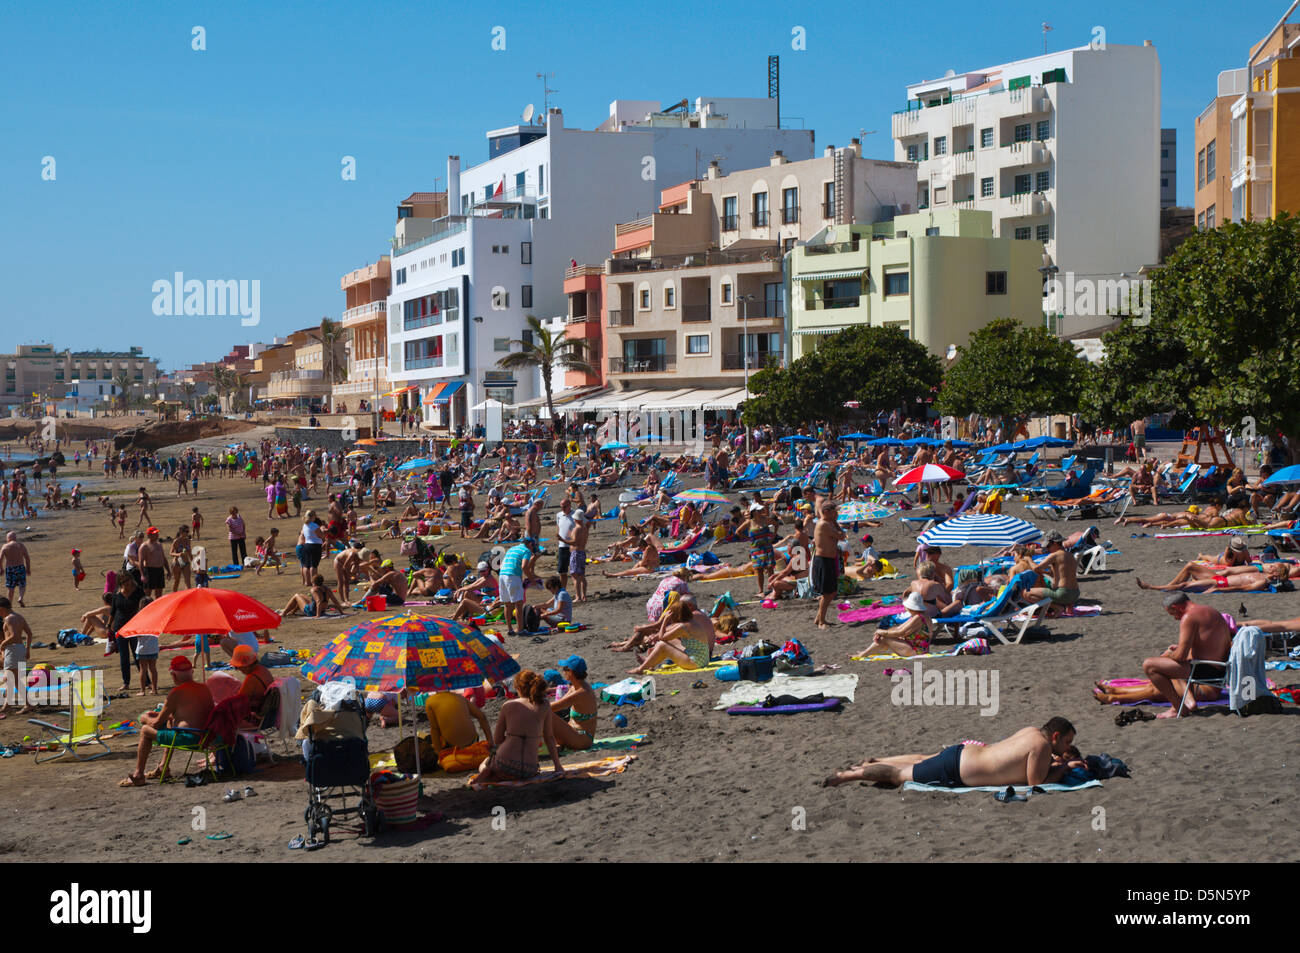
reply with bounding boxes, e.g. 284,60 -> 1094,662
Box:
1044,586 -> 1080,605
569,550 -> 586,576
155,728 -> 205,748
145,566 -> 166,590
5,565 -> 27,589
911,743 -> 965,788
811,555 -> 838,596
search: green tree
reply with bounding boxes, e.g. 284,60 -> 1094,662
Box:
112,371 -> 133,416
1083,214 -> 1300,458
180,381 -> 197,414
935,318 -> 1088,430
743,325 -> 942,426
494,315 -> 594,427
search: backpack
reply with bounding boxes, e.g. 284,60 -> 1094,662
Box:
521,604 -> 543,633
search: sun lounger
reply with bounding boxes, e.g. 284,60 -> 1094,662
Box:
933,571 -> 1050,646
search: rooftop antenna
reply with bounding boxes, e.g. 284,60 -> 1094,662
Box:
537,72 -> 557,114
767,55 -> 780,129
1042,21 -> 1053,54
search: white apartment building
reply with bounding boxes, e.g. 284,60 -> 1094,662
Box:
892,44 -> 1161,336
385,98 -> 815,429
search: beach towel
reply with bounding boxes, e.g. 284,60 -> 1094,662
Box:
467,754 -> 635,789
903,779 -> 1102,795
714,673 -> 858,710
838,604 -> 904,624
540,733 -> 647,754
1227,625 -> 1274,712
727,697 -> 842,715
650,658 -> 731,676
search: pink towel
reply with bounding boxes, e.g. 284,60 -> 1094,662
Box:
838,604 -> 902,623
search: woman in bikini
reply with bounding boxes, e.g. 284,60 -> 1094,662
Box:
549,655 -> 597,750
169,525 -> 193,591
476,670 -> 564,783
626,599 -> 716,675
601,535 -> 660,578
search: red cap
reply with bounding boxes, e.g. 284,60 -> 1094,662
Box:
170,656 -> 193,672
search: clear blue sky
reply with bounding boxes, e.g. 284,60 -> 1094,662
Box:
0,0 -> 1283,370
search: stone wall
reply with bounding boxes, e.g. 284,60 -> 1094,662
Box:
274,426 -> 426,457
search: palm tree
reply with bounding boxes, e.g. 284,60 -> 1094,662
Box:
180,381 -> 197,414
495,315 -> 594,428
112,371 -> 132,416
211,367 -> 235,414
311,317 -> 348,412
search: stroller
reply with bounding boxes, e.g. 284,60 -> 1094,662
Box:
303,698 -> 381,845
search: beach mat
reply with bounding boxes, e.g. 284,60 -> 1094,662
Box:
467,754 -> 635,789
727,698 -> 842,715
651,658 -> 731,676
715,673 -> 858,710
540,733 -> 647,755
903,779 -> 1102,795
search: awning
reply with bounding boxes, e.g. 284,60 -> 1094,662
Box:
639,387 -> 747,411
793,325 -> 853,336
422,380 -> 466,405
383,385 -> 418,397
566,389 -> 654,413
635,388 -> 697,411
795,269 -> 866,282
513,384 -> 608,410
701,388 -> 749,410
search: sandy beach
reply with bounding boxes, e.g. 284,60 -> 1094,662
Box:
1,446 -> 1296,863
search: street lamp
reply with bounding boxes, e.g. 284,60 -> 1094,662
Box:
739,293 -> 755,453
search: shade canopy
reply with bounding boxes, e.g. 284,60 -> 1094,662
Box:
117,588 -> 281,638
917,513 -> 1043,548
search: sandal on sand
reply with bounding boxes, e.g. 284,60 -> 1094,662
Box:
222,789 -> 242,803
177,836 -> 191,845
243,786 -> 257,797
117,776 -> 146,788
206,832 -> 233,840
994,786 -> 1027,802
287,836 -> 323,851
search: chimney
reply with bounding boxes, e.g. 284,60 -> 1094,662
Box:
707,160 -> 722,180
447,155 -> 461,215
1143,39 -> 1152,47
547,107 -> 564,131
769,150 -> 787,166
850,138 -> 862,157
824,144 -> 835,158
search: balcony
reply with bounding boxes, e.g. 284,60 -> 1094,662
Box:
740,301 -> 784,320
391,219 -> 468,258
609,355 -> 675,374
819,297 -> 861,311
721,352 -> 780,371
405,355 -> 445,370
806,240 -> 860,255
751,210 -> 771,228
565,264 -> 604,280
681,305 -> 712,323
1004,140 -> 1049,166
1000,191 -> 1050,219
341,257 -> 391,290
607,245 -> 781,274
342,300 -> 386,327
566,312 -> 600,325
719,214 -> 738,232
608,310 -> 635,327
781,206 -> 800,225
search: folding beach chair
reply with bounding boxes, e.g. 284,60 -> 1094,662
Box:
28,672 -> 111,764
1178,660 -> 1228,716
158,696 -> 242,784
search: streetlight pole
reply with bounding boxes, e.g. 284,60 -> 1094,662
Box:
739,294 -> 755,454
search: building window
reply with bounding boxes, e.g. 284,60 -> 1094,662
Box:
1014,226 -> 1032,240
461,193 -> 469,211
1206,140 -> 1216,180
1161,177 -> 1169,188
520,241 -> 531,264
1036,119 -> 1051,140
1198,149 -> 1206,190
906,144 -> 919,162
1161,148 -> 1169,159
721,283 -> 732,304
1014,173 -> 1031,194
752,191 -> 769,227
501,244 -> 509,253
445,332 -> 459,364
395,267 -> 407,285
686,334 -> 710,355
539,206 -> 548,219
823,181 -> 835,217
1206,205 -> 1216,229
1036,223 -> 1050,242
484,186 -> 493,203
934,135 -> 947,156
538,165 -> 545,194
919,186 -> 929,209
663,284 -> 675,308
980,177 -> 994,198
783,237 -> 796,253
639,288 -> 651,309
884,272 -> 910,296
925,226 -> 940,236
1014,123 -> 1030,143
1035,170 -> 1050,192
494,337 -> 511,352
1198,211 -> 1206,230
722,195 -> 738,231
491,245 -> 499,254
521,285 -> 533,308
980,127 -> 994,149
782,187 -> 799,224
515,171 -> 526,196
986,271 -> 1008,295
922,141 -> 929,160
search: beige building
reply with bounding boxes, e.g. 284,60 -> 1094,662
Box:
334,256 -> 392,409
2,344 -> 158,408
265,329 -> 343,407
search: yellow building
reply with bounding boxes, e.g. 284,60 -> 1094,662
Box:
789,208 -> 1043,360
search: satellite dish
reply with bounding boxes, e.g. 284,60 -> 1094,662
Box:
522,104 -> 535,123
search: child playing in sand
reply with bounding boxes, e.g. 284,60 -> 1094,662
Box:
71,549 -> 85,591
191,506 -> 203,540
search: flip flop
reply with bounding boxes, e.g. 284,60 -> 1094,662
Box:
243,786 -> 257,798
206,832 -> 233,840
994,786 -> 1027,802
177,836 -> 191,845
222,789 -> 242,802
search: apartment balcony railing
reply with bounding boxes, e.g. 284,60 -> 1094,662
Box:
607,245 -> 781,275
607,310 -> 635,327
609,355 -> 675,374
403,313 -> 448,333
566,312 -> 600,325
681,305 -> 712,323
614,216 -> 653,236
805,241 -> 860,255
721,352 -> 781,371
719,214 -> 738,232
342,301 -> 386,325
565,264 -> 605,279
405,355 -> 444,370
818,297 -> 862,310
751,210 -> 770,227
740,302 -> 784,319
391,219 -> 468,258
781,206 -> 800,225
270,369 -> 324,382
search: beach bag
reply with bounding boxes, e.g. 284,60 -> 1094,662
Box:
214,734 -> 257,776
393,734 -> 438,774
743,639 -> 782,658
736,655 -> 774,682
521,604 -> 543,634
400,538 -> 418,557
371,772 -> 420,825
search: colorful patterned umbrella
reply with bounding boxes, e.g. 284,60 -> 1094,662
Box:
673,488 -> 729,504
300,613 -> 519,693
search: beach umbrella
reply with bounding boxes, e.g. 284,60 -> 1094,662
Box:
841,432 -> 873,442
601,441 -> 630,451
1263,465 -> 1300,486
894,463 -> 966,486
867,437 -> 905,447
117,588 -> 281,638
395,457 -> 435,472
345,449 -> 370,459
917,513 -> 1043,548
779,434 -> 817,466
674,488 -> 729,505
901,436 -> 938,447
301,612 -> 520,777
1014,435 -> 1074,450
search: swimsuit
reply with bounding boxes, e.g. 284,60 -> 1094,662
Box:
568,708 -> 597,740
1043,586 -> 1080,606
912,743 -> 965,788
5,565 -> 26,589
679,637 -> 710,669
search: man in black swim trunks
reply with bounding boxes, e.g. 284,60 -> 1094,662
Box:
812,502 -> 845,629
823,717 -> 1078,788
139,527 -> 168,599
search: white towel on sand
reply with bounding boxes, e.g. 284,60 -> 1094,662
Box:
714,673 -> 859,710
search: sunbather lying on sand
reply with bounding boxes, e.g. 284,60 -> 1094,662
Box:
1136,560 -> 1293,593
823,717 -> 1078,788
601,536 -> 659,577
1092,678 -> 1222,705
1117,504 -> 1250,529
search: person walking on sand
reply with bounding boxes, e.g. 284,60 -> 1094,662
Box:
0,598 -> 34,718
2,532 -> 32,608
567,509 -> 590,603
135,487 -> 153,527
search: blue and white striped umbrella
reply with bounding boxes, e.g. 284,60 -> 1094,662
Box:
917,513 -> 1043,548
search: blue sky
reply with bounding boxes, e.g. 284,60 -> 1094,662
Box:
0,0 -> 1283,370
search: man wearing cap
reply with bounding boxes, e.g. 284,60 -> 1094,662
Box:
498,539 -> 534,637
1026,531 -> 1080,612
358,559 -> 409,607
118,655 -> 214,787
139,527 -> 168,599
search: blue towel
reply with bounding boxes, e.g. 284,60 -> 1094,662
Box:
903,779 -> 1102,794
